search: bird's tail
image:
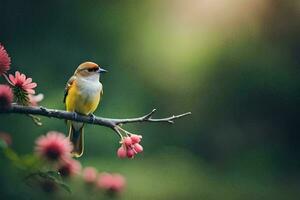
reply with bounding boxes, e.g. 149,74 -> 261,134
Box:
68,122 -> 84,157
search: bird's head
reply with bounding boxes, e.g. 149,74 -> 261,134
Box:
75,61 -> 107,79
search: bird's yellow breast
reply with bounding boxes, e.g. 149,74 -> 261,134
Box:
65,80 -> 101,115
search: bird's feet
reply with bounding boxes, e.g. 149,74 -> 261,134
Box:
73,112 -> 78,120
89,114 -> 96,123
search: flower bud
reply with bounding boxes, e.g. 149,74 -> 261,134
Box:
126,148 -> 135,158
130,134 -> 142,144
123,136 -> 132,146
117,146 -> 127,158
133,143 -> 143,153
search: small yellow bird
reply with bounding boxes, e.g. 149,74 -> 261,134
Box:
63,61 -> 107,157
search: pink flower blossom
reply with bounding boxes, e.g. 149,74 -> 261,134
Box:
117,135 -> 143,159
96,172 -> 126,193
0,132 -> 12,146
111,174 -> 126,192
9,71 -> 37,94
35,131 -> 73,162
0,84 -> 13,110
97,173 -> 113,189
58,158 -> 82,177
0,43 -> 11,76
29,93 -> 44,106
82,167 -> 98,183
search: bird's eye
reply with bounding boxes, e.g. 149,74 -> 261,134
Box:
87,67 -> 99,72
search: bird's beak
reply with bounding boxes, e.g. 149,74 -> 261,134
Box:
98,68 -> 108,73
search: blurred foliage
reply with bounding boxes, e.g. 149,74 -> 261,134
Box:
1,0 -> 300,199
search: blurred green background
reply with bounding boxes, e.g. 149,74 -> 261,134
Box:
1,0 -> 300,199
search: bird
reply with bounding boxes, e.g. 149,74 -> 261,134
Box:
63,61 -> 107,157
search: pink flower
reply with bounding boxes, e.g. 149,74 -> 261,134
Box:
58,158 -> 82,177
111,174 -> 126,192
9,71 -> 37,94
0,132 -> 12,146
97,172 -> 126,194
97,173 -> 113,189
35,131 -> 73,162
117,134 -> 143,159
0,84 -> 13,110
0,43 -> 11,76
82,167 -> 98,183
29,93 -> 44,106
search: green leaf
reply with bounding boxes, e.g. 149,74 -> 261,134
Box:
57,182 -> 72,194
25,170 -> 71,194
3,148 -> 25,169
46,171 -> 63,181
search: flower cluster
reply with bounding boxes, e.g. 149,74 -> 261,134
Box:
117,134 -> 143,159
0,43 -> 43,107
34,131 -> 126,195
35,131 -> 82,178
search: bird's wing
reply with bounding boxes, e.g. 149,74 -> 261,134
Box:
63,75 -> 76,103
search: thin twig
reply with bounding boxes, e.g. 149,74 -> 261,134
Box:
0,105 -> 191,133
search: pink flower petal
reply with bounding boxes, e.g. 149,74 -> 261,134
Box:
24,77 -> 32,85
26,89 -> 35,94
8,74 -> 15,84
21,74 -> 26,82
15,71 -> 20,79
25,82 -> 37,89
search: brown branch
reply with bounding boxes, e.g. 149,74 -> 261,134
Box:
0,104 -> 191,136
